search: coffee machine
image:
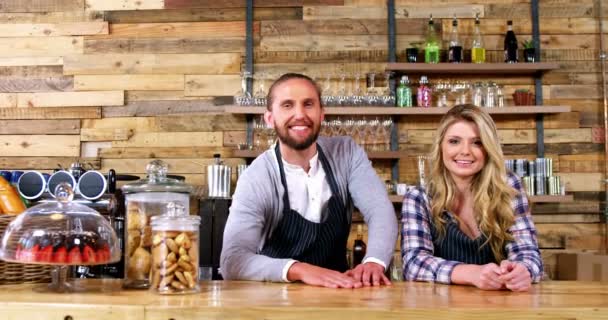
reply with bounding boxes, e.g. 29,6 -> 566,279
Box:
16,164 -> 127,279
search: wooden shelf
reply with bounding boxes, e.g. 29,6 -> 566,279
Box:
385,62 -> 560,74
225,105 -> 570,115
233,149 -> 402,159
389,194 -> 574,204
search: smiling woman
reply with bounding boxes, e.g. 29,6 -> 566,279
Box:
401,104 -> 543,292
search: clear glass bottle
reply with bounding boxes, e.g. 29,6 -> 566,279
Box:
448,15 -> 462,63
471,13 -> 486,63
424,15 -> 440,63
417,76 -> 432,107
150,202 -> 200,295
396,75 -> 412,107
504,20 -> 518,63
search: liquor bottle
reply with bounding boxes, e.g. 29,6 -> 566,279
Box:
352,225 -> 367,267
471,13 -> 486,63
424,15 -> 440,63
417,75 -> 432,108
448,15 -> 463,63
396,75 -> 413,107
504,20 -> 518,63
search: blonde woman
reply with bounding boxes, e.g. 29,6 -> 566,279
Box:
401,104 -> 542,291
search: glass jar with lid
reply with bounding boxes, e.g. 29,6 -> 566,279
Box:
150,202 -> 200,294
122,160 -> 193,289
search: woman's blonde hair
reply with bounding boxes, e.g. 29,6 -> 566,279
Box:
428,104 -> 516,262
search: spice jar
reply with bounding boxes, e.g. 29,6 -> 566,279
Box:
122,160 -> 193,289
150,202 -> 200,294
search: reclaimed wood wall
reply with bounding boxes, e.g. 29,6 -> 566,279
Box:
0,0 -> 606,279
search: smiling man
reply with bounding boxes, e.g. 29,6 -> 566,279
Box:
220,73 -> 398,288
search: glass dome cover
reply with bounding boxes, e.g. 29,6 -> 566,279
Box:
0,183 -> 121,266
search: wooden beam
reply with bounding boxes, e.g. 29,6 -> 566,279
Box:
559,154 -> 605,173
17,91 -> 124,107
81,128 -> 133,141
64,53 -> 241,75
0,93 -> 17,107
164,0 -> 334,9
0,37 -> 83,57
185,75 -> 240,96
99,146 -> 236,159
560,173 -> 605,192
261,19 -> 430,36
0,22 -> 108,37
0,157 -> 100,170
101,100 -> 225,117
0,11 -> 102,23
0,119 -> 79,134
84,37 -> 245,54
0,135 -> 80,157
0,106 -> 100,119
485,2 -> 598,18
111,132 -> 223,148
0,77 -> 72,92
0,66 -> 64,77
74,74 -> 184,91
304,5 -> 483,20
0,57 -> 63,67
84,0 -> 163,11
105,7 -> 302,23
0,0 -> 84,13
94,21 -> 254,39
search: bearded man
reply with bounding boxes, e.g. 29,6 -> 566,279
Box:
220,73 -> 397,288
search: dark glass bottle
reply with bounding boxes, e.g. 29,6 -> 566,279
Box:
504,20 -> 518,63
352,225 -> 367,266
448,15 -> 462,63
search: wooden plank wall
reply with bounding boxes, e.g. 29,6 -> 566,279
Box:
0,0 -> 606,279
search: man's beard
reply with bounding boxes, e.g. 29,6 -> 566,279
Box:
274,119 -> 321,151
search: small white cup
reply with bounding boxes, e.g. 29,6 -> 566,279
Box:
396,183 -> 408,196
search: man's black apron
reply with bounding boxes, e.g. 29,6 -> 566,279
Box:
259,143 -> 350,272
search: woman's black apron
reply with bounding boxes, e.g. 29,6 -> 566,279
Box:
430,213 -> 499,265
259,143 -> 350,272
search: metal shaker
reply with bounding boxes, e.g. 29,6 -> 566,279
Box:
207,154 -> 232,199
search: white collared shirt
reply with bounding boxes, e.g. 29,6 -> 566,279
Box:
281,152 -> 332,223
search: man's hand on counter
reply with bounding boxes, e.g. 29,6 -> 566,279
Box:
345,262 -> 392,287
287,262 -> 363,289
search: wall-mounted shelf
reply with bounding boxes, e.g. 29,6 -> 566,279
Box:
225,105 -> 571,115
233,149 -> 402,160
385,63 -> 560,75
389,194 -> 574,204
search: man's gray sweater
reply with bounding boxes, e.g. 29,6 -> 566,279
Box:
220,136 -> 398,282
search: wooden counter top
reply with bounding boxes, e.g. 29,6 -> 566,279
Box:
0,280 -> 607,320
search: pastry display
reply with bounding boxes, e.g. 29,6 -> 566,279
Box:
14,231 -> 112,265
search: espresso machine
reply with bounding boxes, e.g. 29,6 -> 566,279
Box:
16,163 -> 128,279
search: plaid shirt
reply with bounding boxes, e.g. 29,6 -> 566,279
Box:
401,172 -> 543,284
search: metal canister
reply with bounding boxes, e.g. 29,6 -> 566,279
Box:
207,154 -> 232,199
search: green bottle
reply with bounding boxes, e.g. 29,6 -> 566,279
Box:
397,75 -> 412,107
424,15 -> 440,63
